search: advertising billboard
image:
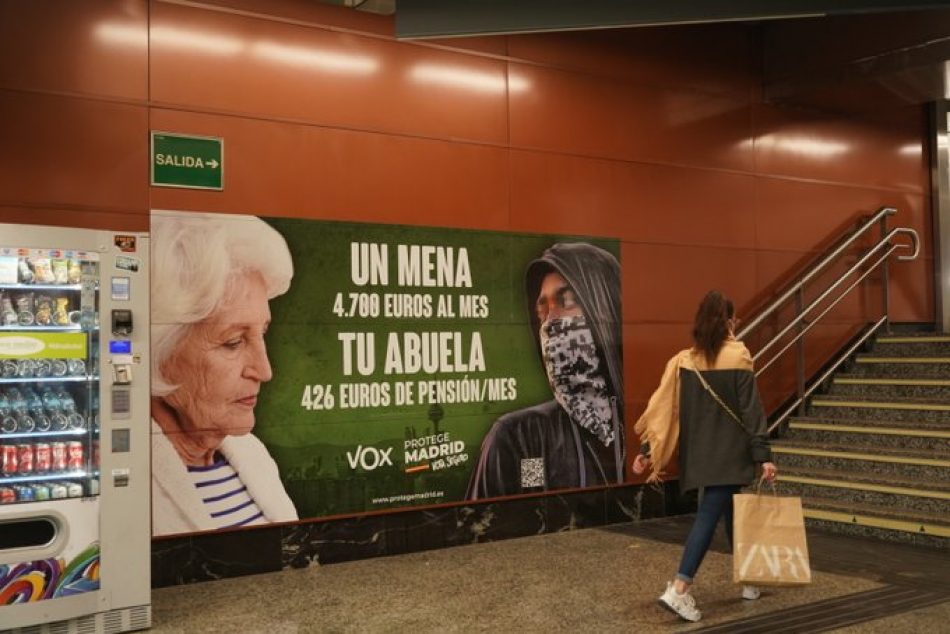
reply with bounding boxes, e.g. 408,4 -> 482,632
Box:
150,211 -> 622,536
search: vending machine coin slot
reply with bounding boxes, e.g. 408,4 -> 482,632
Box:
111,309 -> 132,336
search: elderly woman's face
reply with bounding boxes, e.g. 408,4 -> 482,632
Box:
162,273 -> 273,438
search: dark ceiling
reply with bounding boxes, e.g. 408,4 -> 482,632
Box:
328,0 -> 950,111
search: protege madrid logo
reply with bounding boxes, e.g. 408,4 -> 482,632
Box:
345,445 -> 394,471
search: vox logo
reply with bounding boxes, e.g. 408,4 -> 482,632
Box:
346,445 -> 394,471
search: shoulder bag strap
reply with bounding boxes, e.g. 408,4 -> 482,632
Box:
689,364 -> 749,435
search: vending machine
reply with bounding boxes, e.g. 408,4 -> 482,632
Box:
0,223 -> 150,633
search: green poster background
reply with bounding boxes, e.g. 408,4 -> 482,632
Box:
253,218 -> 619,519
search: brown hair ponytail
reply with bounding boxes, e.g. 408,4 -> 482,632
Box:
692,290 -> 734,366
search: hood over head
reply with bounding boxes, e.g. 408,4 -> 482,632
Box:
525,242 -> 623,418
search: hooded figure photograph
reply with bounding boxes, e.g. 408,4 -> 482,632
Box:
466,242 -> 624,500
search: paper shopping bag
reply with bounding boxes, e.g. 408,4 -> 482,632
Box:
733,492 -> 812,586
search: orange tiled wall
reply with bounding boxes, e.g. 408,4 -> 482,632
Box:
0,0 -> 933,479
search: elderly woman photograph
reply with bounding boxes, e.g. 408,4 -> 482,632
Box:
150,211 -> 298,536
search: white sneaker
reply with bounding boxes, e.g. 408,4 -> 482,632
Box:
742,585 -> 761,600
658,581 -> 702,622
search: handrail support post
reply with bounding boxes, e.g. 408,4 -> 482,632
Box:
880,215 -> 891,334
795,288 -> 806,418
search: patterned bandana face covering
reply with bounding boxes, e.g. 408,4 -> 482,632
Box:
540,314 -> 614,446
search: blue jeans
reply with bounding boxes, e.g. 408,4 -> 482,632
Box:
676,484 -> 742,583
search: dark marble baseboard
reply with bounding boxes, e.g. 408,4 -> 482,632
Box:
151,481 -> 689,588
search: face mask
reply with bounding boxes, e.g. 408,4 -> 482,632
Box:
540,314 -> 614,446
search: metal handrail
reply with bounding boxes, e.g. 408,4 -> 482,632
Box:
753,228 -> 919,367
737,207 -> 905,340
733,206 -> 921,434
766,317 -> 888,433
755,241 -> 909,377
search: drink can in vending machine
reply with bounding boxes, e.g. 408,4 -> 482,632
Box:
1,415 -> 16,434
15,413 -> 34,433
88,477 -> 100,495
51,442 -> 67,471
14,485 -> 35,502
0,486 -> 15,504
66,481 -> 84,498
32,484 -> 50,501
49,483 -> 68,499
34,443 -> 51,472
17,444 -> 33,474
32,412 -> 52,432
66,441 -> 83,470
1,445 -> 16,475
50,412 -> 69,432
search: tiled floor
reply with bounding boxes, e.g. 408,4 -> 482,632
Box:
150,516 -> 948,633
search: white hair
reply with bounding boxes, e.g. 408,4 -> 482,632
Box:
150,211 -> 293,396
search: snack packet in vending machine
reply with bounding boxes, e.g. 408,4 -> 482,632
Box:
53,297 -> 70,326
34,294 -> 53,326
67,259 -> 82,284
52,259 -> 68,284
17,258 -> 33,284
30,258 -> 54,284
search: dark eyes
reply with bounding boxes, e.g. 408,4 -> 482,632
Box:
222,325 -> 268,350
536,289 -> 578,321
560,290 -> 578,309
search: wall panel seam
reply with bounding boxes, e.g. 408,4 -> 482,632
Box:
0,86 -> 148,109
156,0 -> 753,101
147,99 -> 925,194
0,201 -> 147,216
1,87 -> 910,195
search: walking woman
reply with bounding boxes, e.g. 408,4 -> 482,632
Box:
633,290 -> 777,623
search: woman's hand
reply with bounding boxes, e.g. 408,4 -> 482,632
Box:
632,453 -> 652,475
759,461 -> 778,482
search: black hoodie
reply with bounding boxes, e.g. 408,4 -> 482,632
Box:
466,243 -> 624,500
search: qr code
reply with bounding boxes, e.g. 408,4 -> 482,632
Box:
521,458 -> 545,488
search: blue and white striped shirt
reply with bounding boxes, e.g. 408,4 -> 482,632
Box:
188,457 -> 267,529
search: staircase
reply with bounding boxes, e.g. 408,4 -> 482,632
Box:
773,328 -> 950,548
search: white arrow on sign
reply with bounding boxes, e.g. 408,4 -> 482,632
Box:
206,159 -> 219,169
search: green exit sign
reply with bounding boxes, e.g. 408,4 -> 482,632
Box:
151,132 -> 223,190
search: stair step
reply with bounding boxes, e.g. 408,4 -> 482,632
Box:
871,337 -> 950,357
772,441 -> 950,480
856,356 -> 950,363
802,496 -> 950,538
772,442 -> 950,466
834,377 -> 950,386
781,474 -> 949,501
808,396 -> 950,423
829,376 -> 950,400
773,327 -> 950,547
778,467 -> 949,515
811,398 -> 950,412
786,420 -> 950,452
847,360 -> 950,378
781,465 -> 950,493
877,335 -> 950,343
789,416 -> 950,433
